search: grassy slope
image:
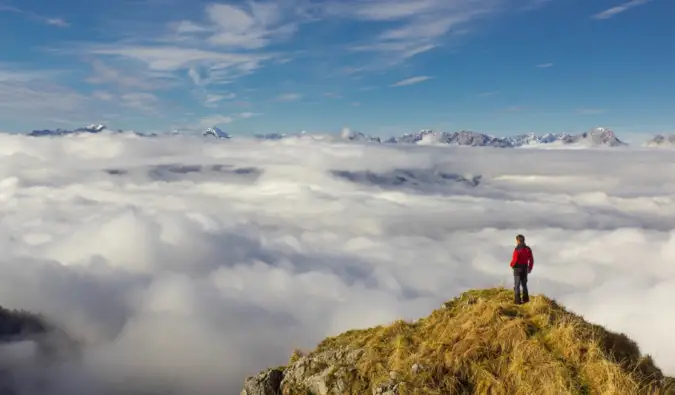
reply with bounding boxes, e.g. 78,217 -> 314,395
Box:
288,287 -> 674,395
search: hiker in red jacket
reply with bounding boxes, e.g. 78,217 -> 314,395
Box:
510,234 -> 534,304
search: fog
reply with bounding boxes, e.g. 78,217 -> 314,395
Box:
0,132 -> 673,394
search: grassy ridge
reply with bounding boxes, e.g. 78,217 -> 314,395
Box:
287,287 -> 674,395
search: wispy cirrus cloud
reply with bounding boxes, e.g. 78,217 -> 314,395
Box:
577,108 -> 606,115
238,112 -> 262,119
198,115 -> 234,129
169,2 -> 301,50
593,0 -> 652,20
196,111 -> 262,130
204,93 -> 236,107
0,64 -> 91,123
86,59 -> 170,90
323,92 -> 344,99
391,76 -> 433,87
0,5 -> 69,27
334,0 -> 533,65
275,93 -> 302,102
536,62 -> 555,68
119,92 -> 161,115
0,62 -> 173,126
61,1 -> 306,93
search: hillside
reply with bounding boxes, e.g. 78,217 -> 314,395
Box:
241,288 -> 674,395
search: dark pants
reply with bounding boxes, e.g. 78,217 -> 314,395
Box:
513,265 -> 529,304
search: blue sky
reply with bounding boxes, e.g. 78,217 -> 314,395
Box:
0,0 -> 673,137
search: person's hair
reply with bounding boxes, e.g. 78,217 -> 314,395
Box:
516,234 -> 525,244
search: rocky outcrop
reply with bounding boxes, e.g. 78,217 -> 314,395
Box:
280,347 -> 365,395
241,368 -> 284,395
240,346 -> 411,395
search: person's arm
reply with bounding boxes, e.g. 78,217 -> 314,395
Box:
510,249 -> 518,268
528,247 -> 534,272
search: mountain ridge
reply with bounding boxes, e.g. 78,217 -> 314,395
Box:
22,124 -> 674,148
241,287 -> 674,395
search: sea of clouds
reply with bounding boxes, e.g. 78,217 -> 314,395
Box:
0,131 -> 674,394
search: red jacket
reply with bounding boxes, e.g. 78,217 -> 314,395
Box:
510,244 -> 534,271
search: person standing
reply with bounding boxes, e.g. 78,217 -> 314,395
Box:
510,234 -> 534,304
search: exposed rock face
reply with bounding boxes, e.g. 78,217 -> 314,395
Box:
281,347 -> 366,395
240,368 -> 284,395
239,347 -> 374,395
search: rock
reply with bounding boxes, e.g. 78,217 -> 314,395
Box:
281,347 -> 365,395
411,363 -> 421,374
373,379 -> 398,395
241,368 -> 284,395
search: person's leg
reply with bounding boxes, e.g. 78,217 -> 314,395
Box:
521,270 -> 529,303
513,268 -> 522,304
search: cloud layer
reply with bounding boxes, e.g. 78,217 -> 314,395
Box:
0,133 -> 675,394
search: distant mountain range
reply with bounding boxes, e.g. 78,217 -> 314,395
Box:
23,124 -> 675,148
28,124 -> 158,137
337,127 -> 628,147
643,134 -> 675,147
28,124 -> 109,137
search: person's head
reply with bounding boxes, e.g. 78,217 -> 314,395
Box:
516,234 -> 525,245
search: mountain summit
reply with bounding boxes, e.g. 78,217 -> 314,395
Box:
241,287 -> 673,395
202,127 -> 232,139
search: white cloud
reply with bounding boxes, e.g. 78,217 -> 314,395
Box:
86,46 -> 270,73
536,62 -> 554,68
577,108 -> 606,115
86,59 -> 169,90
203,93 -> 237,107
0,136 -> 674,395
276,93 -> 302,101
165,1 -> 301,52
198,115 -> 234,128
336,0 -> 505,62
77,44 -> 274,91
593,0 -> 652,20
237,112 -> 262,119
390,76 -> 433,87
171,20 -> 210,34
45,17 -> 69,27
202,2 -> 298,49
0,65 -> 92,124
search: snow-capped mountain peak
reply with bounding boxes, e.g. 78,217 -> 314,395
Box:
85,124 -> 107,132
339,127 -> 382,142
578,127 -> 626,146
202,127 -> 232,139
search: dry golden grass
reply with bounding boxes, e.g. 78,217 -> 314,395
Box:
292,287 -> 674,395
